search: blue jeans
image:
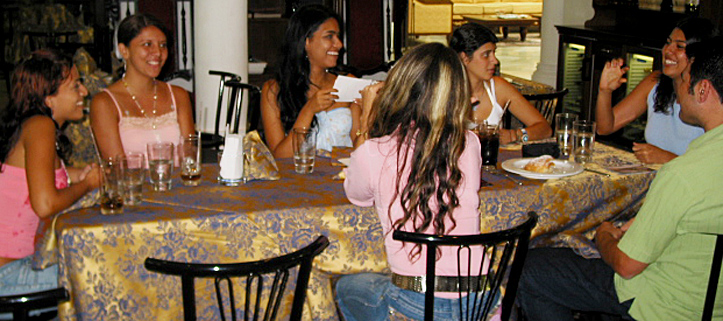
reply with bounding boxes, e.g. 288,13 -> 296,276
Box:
516,248 -> 634,321
0,257 -> 59,320
336,273 -> 495,321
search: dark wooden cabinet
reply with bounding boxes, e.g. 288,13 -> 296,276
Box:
556,25 -> 663,150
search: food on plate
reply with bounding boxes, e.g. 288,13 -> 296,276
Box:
523,155 -> 555,173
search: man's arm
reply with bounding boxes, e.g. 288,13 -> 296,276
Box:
596,221 -> 649,279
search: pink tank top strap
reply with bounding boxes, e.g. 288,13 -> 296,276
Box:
166,83 -> 177,112
102,88 -> 124,119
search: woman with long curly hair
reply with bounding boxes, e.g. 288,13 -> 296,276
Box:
0,49 -> 100,297
336,43 -> 484,320
261,4 -> 361,158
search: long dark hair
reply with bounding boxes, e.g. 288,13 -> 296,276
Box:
654,17 -> 718,114
368,43 -> 471,260
449,22 -> 499,57
0,49 -> 74,167
275,4 -> 341,132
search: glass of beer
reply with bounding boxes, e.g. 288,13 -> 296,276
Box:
100,158 -> 124,215
179,134 -> 202,186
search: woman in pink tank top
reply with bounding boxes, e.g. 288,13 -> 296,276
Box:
90,13 -> 195,162
0,50 -> 101,296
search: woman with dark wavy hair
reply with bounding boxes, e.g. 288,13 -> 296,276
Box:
0,49 -> 100,297
336,43 -> 485,320
450,22 -> 551,145
261,4 -> 361,158
596,17 -> 718,164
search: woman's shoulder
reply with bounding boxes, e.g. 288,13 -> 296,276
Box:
20,115 -> 55,138
262,78 -> 279,93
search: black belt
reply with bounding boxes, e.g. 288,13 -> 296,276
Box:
391,273 -> 486,293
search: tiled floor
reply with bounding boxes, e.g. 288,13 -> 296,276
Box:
408,31 -> 541,80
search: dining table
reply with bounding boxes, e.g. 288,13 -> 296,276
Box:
34,142 -> 657,320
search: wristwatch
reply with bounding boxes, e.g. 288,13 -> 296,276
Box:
519,128 -> 529,143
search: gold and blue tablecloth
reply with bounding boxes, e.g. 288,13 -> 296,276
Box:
36,144 -> 655,320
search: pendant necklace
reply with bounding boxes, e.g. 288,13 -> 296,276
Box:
122,75 -> 158,129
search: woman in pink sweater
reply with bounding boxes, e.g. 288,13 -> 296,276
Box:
336,43 -> 483,320
0,50 -> 100,297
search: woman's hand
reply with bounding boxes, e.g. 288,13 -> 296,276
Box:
632,142 -> 676,164
599,58 -> 630,93
80,164 -> 101,190
499,128 -> 517,145
359,82 -> 384,117
307,88 -> 340,113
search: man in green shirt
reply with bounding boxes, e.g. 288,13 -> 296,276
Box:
516,38 -> 723,320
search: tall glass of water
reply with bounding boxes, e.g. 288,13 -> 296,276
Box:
292,127 -> 316,174
116,152 -> 145,205
573,120 -> 596,164
555,113 -> 578,157
147,141 -> 174,191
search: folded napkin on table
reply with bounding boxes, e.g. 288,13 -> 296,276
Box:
242,130 -> 280,181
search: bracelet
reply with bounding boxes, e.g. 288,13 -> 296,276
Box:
355,129 -> 368,138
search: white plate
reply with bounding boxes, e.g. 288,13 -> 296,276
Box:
338,157 -> 351,167
501,158 -> 583,179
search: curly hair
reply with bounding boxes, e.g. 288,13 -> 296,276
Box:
367,43 -> 472,260
0,49 -> 73,168
275,4 -> 342,132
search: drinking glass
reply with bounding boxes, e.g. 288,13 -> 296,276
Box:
555,113 -> 578,157
292,127 -> 316,174
475,121 -> 500,170
573,120 -> 596,164
100,158 -> 124,215
179,134 -> 202,186
147,141 -> 174,191
116,152 -> 145,205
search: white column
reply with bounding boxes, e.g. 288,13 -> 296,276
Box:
531,0 -> 594,87
194,0 -> 249,133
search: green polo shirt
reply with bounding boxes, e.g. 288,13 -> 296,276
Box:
615,124 -> 723,320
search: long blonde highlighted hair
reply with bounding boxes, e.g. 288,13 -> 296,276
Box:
368,43 -> 472,256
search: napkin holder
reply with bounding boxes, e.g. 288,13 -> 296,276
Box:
219,134 -> 245,186
522,142 -> 560,159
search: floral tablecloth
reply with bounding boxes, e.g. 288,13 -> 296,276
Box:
36,144 -> 655,320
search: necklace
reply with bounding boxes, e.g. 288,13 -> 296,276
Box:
122,75 -> 158,129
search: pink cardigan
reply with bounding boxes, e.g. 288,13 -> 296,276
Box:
344,131 -> 484,293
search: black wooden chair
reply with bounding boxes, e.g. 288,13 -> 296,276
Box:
504,88 -> 569,129
144,235 -> 330,321
201,70 -> 242,150
0,287 -> 69,321
392,212 -> 538,321
703,234 -> 723,321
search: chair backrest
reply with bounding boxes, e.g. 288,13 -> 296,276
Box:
503,89 -> 569,129
0,287 -> 69,321
144,235 -> 330,321
703,234 -> 723,321
208,70 -> 242,136
392,212 -> 538,321
222,80 -> 262,137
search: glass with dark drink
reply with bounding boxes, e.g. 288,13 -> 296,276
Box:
476,122 -> 500,169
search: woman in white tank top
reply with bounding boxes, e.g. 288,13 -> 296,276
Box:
450,23 -> 552,145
